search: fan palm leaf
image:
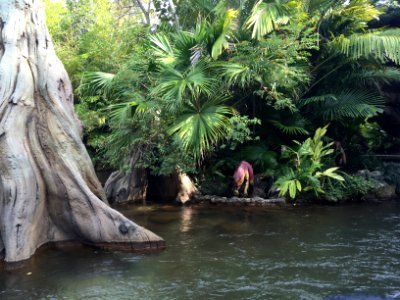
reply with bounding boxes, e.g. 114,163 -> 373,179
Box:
78,71 -> 121,100
152,63 -> 216,104
168,96 -> 236,160
214,62 -> 255,88
150,33 -> 177,66
107,93 -> 157,125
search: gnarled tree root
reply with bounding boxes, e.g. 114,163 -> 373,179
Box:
0,0 -> 165,263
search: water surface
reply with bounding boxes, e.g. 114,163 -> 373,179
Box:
1,202 -> 400,299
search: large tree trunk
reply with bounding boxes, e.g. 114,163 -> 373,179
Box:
0,0 -> 164,263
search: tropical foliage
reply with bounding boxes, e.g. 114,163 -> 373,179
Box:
45,0 -> 400,200
275,126 -> 344,199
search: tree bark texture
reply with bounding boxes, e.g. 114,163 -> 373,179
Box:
0,0 -> 164,263
106,158 -> 197,204
105,151 -> 148,204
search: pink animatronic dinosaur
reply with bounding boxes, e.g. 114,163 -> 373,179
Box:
233,161 -> 254,197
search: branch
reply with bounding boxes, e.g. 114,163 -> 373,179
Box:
132,0 -> 151,25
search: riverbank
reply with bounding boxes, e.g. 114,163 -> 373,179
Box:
189,195 -> 287,206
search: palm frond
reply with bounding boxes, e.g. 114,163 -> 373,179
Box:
270,118 -> 309,135
339,0 -> 380,22
78,72 -> 119,100
152,63 -> 216,103
322,0 -> 381,33
245,0 -> 289,40
346,67 -> 400,87
108,102 -> 134,127
150,33 -> 176,65
190,43 -> 205,65
302,0 -> 339,16
172,31 -> 199,66
211,7 -> 239,59
214,62 -> 254,87
108,94 -> 155,126
334,29 -> 400,64
298,94 -> 337,107
168,96 -> 236,160
302,90 -> 385,121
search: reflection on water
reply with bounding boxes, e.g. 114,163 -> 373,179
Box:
180,207 -> 193,233
1,202 -> 400,299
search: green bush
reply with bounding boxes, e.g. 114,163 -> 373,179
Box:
275,125 -> 344,199
323,174 -> 380,202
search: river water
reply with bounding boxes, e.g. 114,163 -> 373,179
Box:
1,202 -> 400,299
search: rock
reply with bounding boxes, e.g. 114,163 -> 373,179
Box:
253,174 -> 274,198
147,171 -> 197,203
356,169 -> 384,181
191,194 -> 286,206
105,151 -> 148,204
176,173 -> 198,204
370,170 -> 383,179
356,164 -> 400,199
253,187 -> 267,198
375,184 -> 397,199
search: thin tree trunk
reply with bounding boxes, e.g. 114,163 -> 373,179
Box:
133,0 -> 151,25
0,0 -> 164,263
167,0 -> 180,31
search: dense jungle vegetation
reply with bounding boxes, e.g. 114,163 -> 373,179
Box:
45,0 -> 400,202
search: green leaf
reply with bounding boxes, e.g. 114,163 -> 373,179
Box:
168,96 -> 236,160
270,119 -> 309,135
150,33 -> 176,65
295,179 -> 302,192
322,167 -> 345,181
334,30 -> 400,64
279,181 -> 289,197
301,90 -> 385,122
289,180 -> 297,199
245,0 -> 289,40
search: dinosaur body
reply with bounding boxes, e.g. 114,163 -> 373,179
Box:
233,161 -> 254,197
